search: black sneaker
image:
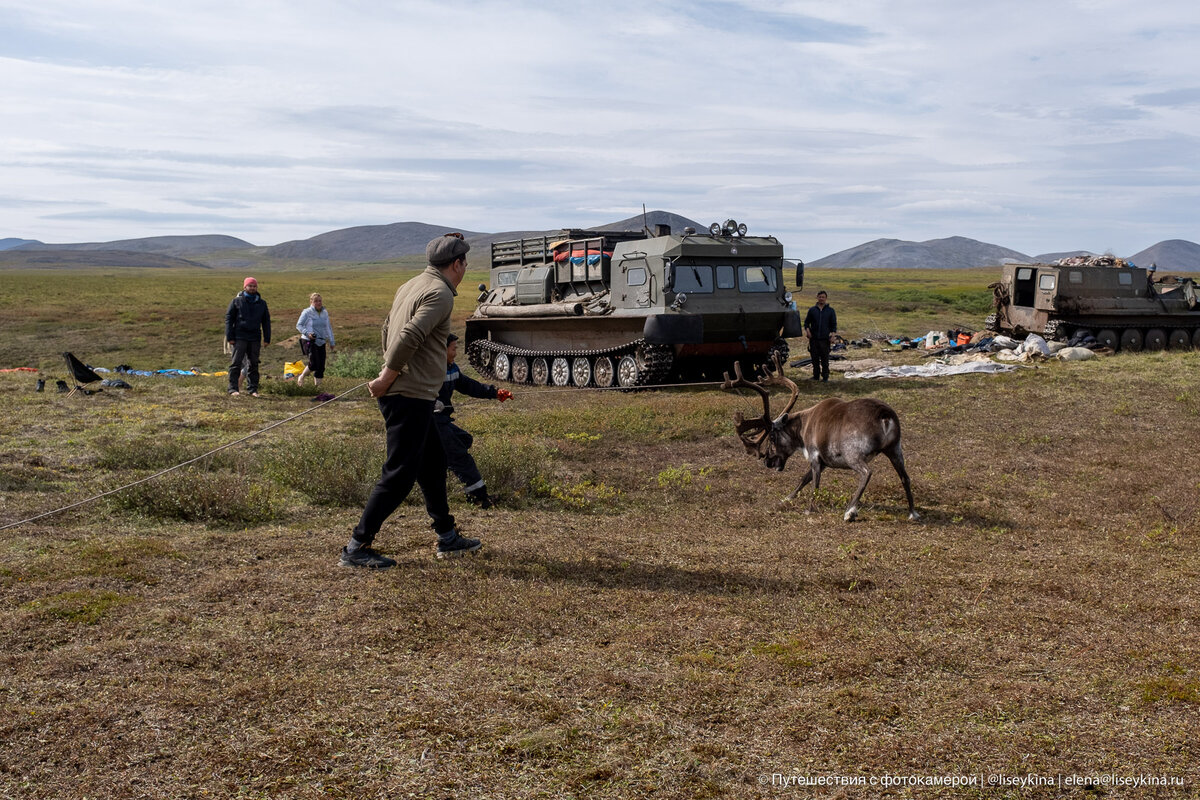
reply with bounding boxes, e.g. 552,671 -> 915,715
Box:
338,546 -> 397,569
436,532 -> 482,560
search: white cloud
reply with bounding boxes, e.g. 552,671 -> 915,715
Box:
1,0 -> 1199,259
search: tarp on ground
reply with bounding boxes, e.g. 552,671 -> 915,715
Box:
845,361 -> 1019,379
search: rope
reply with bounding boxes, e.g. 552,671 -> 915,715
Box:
0,382 -> 368,532
2,376 -> 755,530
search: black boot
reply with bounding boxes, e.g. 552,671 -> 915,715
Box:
466,487 -> 494,509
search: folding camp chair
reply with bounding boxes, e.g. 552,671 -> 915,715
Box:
62,352 -> 103,397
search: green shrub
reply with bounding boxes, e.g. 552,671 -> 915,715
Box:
109,470 -> 281,525
470,436 -> 552,499
260,436 -> 384,506
325,349 -> 382,378
93,435 -> 240,471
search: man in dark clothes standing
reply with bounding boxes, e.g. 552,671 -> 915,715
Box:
226,277 -> 271,397
435,333 -> 513,509
339,233 -> 480,569
803,290 -> 837,382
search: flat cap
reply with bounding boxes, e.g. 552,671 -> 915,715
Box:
426,233 -> 470,267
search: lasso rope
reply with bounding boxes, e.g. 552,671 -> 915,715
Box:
0,376 -> 751,532
0,382 -> 367,531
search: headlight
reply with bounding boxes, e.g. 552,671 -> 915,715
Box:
723,219 -> 738,236
676,293 -> 687,305
708,222 -> 722,236
783,291 -> 792,303
737,222 -> 748,236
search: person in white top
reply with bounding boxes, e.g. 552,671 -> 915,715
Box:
295,293 -> 336,387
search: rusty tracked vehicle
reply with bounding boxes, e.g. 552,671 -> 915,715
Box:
986,258 -> 1200,351
464,220 -> 804,387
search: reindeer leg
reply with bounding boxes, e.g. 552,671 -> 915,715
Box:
844,461 -> 873,522
885,444 -> 919,521
807,460 -> 824,514
783,467 -> 814,503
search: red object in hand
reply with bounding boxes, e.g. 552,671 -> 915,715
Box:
496,389 -> 513,402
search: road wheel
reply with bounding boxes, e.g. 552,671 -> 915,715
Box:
593,356 -> 615,387
1144,328 -> 1167,351
1120,329 -> 1143,352
1193,329 -> 1200,350
551,357 -> 570,386
1096,329 -> 1118,350
617,354 -> 639,388
511,356 -> 529,383
493,352 -> 510,381
571,357 -> 592,387
531,358 -> 549,385
1168,329 -> 1191,350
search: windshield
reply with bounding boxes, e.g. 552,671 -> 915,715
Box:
673,264 -> 714,293
738,265 -> 778,293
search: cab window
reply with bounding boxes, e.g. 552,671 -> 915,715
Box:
674,264 -> 714,293
1039,274 -> 1056,290
496,271 -> 517,287
1118,272 -> 1133,286
1068,271 -> 1083,284
627,267 -> 647,287
738,265 -> 777,293
716,265 -> 735,289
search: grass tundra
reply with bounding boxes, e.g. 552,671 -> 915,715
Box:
1,265 -> 1198,799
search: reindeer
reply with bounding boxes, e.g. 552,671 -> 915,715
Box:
723,358 -> 919,522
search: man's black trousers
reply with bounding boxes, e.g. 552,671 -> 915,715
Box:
809,337 -> 831,380
228,340 -> 261,393
352,395 -> 455,545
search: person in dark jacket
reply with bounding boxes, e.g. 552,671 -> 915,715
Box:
225,276 -> 271,396
803,290 -> 837,382
435,333 -> 512,508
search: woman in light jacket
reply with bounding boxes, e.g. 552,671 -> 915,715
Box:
295,293 -> 335,386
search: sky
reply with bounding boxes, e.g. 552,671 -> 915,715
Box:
2,0 -> 1199,261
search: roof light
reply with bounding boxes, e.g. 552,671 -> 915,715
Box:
709,222 -> 722,235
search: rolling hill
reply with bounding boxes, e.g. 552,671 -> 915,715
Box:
1127,239 -> 1200,270
0,249 -> 210,270
13,235 -> 253,258
4,216 -> 1198,270
807,236 -> 1030,269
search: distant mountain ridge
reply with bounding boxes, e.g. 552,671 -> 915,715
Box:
4,216 -> 1198,270
1127,239 -> 1200,270
809,236 -> 1030,269
14,234 -> 253,257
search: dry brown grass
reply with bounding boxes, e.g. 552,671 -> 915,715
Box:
3,318 -> 1200,797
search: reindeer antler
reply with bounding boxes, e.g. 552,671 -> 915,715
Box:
722,360 -> 771,419
760,352 -> 800,418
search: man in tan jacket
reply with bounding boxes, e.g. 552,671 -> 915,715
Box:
340,233 -> 481,568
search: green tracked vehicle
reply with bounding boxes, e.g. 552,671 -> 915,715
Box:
464,219 -> 804,388
986,258 -> 1200,351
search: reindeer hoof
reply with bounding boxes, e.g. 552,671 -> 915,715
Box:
843,509 -> 858,522
908,511 -> 921,522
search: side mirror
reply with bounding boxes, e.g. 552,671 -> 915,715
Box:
478,283 -> 487,292
794,260 -> 804,290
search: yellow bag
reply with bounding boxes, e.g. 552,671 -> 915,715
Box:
283,360 -> 306,377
